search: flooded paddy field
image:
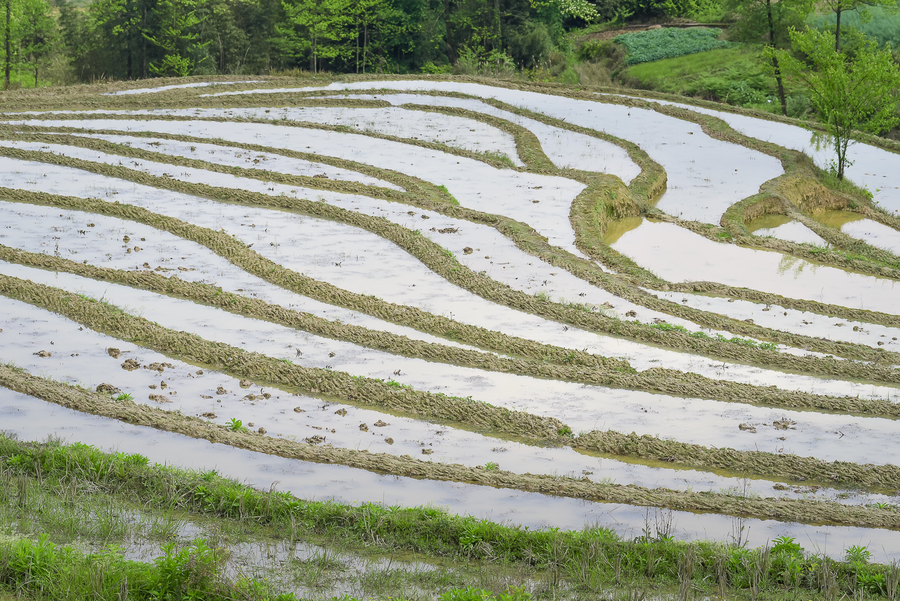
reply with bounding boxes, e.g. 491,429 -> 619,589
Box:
2,77 -> 900,598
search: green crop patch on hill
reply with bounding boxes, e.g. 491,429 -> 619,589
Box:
625,46 -> 783,104
614,27 -> 731,65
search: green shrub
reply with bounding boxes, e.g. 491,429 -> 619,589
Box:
577,39 -> 615,62
615,27 -> 731,65
440,587 -> 531,601
507,22 -> 554,68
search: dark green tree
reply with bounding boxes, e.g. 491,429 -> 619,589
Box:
770,27 -> 900,179
89,0 -> 156,78
726,0 -> 813,115
819,0 -> 896,51
273,0 -> 349,72
144,0 -> 210,75
18,0 -> 56,85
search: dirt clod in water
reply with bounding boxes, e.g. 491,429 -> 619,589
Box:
626,310 -> 637,317
146,362 -> 172,372
739,423 -> 757,433
305,435 -> 325,444
149,394 -> 170,403
33,350 -> 52,357
421,449 -> 434,455
334,408 -> 347,416
201,412 -> 216,418
293,407 -> 305,413
239,379 -> 252,388
774,419 -> 797,430
385,437 -> 394,445
374,420 -> 389,427
121,359 -> 140,371
258,427 -> 267,434
107,348 -> 121,359
359,423 -> 368,432
96,383 -> 121,394
215,386 -> 227,395
463,247 -> 473,255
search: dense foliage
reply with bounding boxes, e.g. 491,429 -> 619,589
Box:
808,5 -> 900,49
1,0 -> 617,84
615,26 -> 730,65
0,0 -> 729,86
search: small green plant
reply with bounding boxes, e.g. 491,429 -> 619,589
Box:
151,540 -> 228,599
483,151 -> 517,168
437,184 -> 460,205
771,535 -> 803,556
846,545 -> 872,565
557,426 -> 573,437
6,454 -> 30,472
114,392 -> 133,401
385,379 -> 411,389
483,462 -> 499,471
440,586 -> 531,600
227,418 -> 248,433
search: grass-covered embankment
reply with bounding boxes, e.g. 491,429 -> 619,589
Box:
3,434 -> 900,601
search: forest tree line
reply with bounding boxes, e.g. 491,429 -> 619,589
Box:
1,0 -> 719,86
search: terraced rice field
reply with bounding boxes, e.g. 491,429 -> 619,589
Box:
3,76 -> 900,569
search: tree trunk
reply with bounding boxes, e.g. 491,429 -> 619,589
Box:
765,0 -> 787,116
5,0 -> 11,90
835,135 -> 847,180
218,33 -> 224,72
443,0 -> 455,63
141,3 -> 147,78
835,7 -> 842,52
493,0 -> 501,52
772,57 -> 787,116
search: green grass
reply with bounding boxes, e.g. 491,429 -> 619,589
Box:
623,45 -> 812,116
0,534 -> 294,601
3,434 -> 900,599
615,27 -> 731,65
625,46 -> 774,102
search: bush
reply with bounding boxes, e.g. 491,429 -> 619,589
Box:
615,27 -> 731,65
453,46 -> 517,77
507,22 -> 554,68
440,586 -> 532,600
